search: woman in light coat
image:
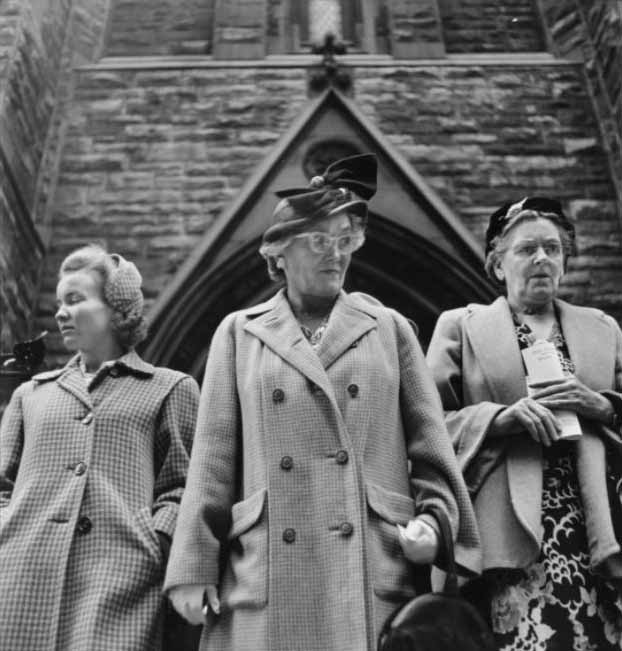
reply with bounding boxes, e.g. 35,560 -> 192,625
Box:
164,153 -> 481,651
427,197 -> 622,650
0,245 -> 199,651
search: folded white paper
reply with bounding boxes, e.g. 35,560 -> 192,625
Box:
522,339 -> 582,441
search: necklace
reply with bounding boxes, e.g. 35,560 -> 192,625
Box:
300,316 -> 330,347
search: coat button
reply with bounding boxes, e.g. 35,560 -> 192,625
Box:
282,528 -> 296,543
335,450 -> 349,465
76,516 -> 92,535
81,413 -> 93,425
308,381 -> 322,395
109,367 -> 120,378
272,388 -> 285,403
280,455 -> 293,471
74,462 -> 87,476
340,522 -> 354,537
347,384 -> 359,398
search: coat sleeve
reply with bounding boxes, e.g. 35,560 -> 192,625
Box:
426,309 -> 506,482
164,315 -> 241,592
394,313 -> 481,575
600,315 -> 622,425
0,384 -> 26,509
152,375 -> 200,539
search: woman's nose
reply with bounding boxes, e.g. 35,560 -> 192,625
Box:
55,305 -> 68,321
533,246 -> 548,263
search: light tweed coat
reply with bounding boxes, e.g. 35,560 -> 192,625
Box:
0,350 -> 199,651
164,289 -> 480,651
426,296 -> 622,575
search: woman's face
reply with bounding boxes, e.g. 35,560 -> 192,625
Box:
279,213 -> 358,301
494,217 -> 565,309
55,270 -> 115,354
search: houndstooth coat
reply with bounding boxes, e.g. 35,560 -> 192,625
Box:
0,350 -> 199,651
164,289 -> 480,651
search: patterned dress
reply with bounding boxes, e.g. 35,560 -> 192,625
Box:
485,316 -> 622,651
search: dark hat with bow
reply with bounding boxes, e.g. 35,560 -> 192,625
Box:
263,153 -> 377,245
485,196 -> 575,256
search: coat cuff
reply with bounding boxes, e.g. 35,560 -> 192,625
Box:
153,504 -> 179,539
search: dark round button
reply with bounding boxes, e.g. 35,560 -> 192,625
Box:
76,516 -> 92,535
308,382 -> 322,395
340,522 -> 354,537
282,528 -> 296,543
280,455 -> 293,471
74,462 -> 87,476
347,384 -> 359,398
335,450 -> 349,465
272,388 -> 285,403
109,367 -> 120,377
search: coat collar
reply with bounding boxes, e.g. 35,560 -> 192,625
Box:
31,350 -> 155,408
464,296 -> 616,401
464,296 -> 526,405
555,299 -> 615,388
243,289 -> 378,394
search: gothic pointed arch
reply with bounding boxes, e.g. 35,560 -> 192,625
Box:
141,87 -> 495,375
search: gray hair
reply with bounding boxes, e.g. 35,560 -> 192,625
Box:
484,210 -> 574,286
59,244 -> 148,350
258,238 -> 291,282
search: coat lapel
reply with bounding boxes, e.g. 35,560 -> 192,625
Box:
314,292 -> 377,370
244,290 -> 335,399
56,366 -> 93,409
557,300 -> 615,388
466,296 -> 542,544
464,296 -> 527,404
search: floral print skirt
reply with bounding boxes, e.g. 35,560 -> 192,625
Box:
484,447 -> 622,651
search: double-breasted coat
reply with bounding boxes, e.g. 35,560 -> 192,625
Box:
0,350 -> 199,651
164,289 -> 480,651
426,296 -> 622,576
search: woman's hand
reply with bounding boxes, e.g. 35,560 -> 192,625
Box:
397,517 -> 439,564
491,397 -> 562,446
169,584 -> 220,625
530,377 -> 615,424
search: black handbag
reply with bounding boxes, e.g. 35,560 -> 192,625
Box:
377,508 -> 495,651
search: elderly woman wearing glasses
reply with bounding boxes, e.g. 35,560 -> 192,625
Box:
163,154 -> 480,651
427,197 -> 622,649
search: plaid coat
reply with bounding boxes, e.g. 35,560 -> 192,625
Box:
164,289 -> 480,651
0,350 -> 199,651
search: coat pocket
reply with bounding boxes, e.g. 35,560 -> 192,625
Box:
220,488 -> 268,609
366,482 -> 417,601
132,505 -> 163,565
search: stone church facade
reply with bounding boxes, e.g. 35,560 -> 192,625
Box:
0,0 -> 621,378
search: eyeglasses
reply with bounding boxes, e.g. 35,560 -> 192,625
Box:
292,231 -> 365,255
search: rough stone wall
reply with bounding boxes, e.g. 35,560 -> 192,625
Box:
539,0 -> 622,212
103,0 -> 547,56
34,0 -> 113,243
33,60 -> 622,365
35,66 -> 308,366
355,63 -> 622,316
439,0 -> 545,52
105,0 -> 215,56
0,0 -> 71,352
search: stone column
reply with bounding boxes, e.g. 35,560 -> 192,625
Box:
388,0 -> 445,58
213,0 -> 268,59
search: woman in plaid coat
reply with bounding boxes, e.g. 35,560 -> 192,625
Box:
164,154 -> 480,651
0,245 -> 199,651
